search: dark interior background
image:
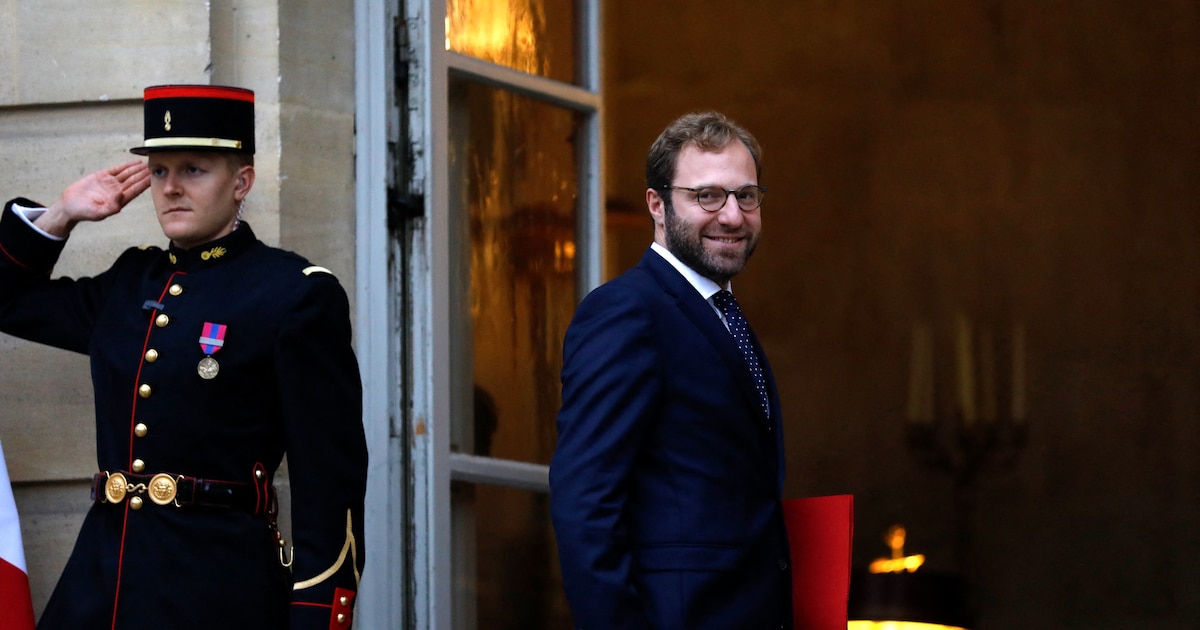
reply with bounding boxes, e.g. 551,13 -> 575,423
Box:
603,2 -> 1200,628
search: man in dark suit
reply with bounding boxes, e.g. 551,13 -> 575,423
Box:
550,111 -> 791,629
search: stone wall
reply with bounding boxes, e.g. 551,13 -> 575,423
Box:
0,0 -> 355,615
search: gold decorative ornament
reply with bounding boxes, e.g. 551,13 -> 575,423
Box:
148,474 -> 179,506
293,510 -> 358,589
200,246 -> 227,261
164,110 -> 172,131
104,473 -> 129,503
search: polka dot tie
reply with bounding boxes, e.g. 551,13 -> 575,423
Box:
712,290 -> 770,418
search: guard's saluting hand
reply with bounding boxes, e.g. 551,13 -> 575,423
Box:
37,160 -> 150,236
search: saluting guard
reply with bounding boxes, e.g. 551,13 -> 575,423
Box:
0,85 -> 367,629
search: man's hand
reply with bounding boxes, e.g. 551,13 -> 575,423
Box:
36,160 -> 151,237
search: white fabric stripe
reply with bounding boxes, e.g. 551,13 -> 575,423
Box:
0,438 -> 28,573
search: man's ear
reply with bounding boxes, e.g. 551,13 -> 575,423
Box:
233,165 -> 256,201
646,188 -> 666,227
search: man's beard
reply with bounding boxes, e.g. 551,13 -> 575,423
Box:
663,199 -> 756,285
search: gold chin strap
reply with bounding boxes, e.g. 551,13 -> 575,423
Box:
293,510 -> 360,590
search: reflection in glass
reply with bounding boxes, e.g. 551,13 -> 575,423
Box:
446,0 -> 578,85
452,481 -> 572,629
449,81 -> 580,466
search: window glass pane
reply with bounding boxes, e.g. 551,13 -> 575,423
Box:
452,481 -> 572,629
446,0 -> 579,85
450,81 -> 580,465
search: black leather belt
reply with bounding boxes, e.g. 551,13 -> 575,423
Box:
91,470 -> 275,515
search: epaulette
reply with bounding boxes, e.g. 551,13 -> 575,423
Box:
138,244 -> 161,251
302,265 -> 334,278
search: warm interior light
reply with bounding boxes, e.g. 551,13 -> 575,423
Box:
445,0 -> 544,75
869,553 -> 926,574
850,526 -> 973,629
869,525 -> 926,574
849,622 -> 966,630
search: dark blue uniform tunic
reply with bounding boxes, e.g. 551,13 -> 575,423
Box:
0,199 -> 367,629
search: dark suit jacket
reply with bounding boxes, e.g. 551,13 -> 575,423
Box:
550,248 -> 792,629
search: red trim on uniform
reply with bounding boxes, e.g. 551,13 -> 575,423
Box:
253,462 -> 269,514
110,502 -> 130,630
144,86 -> 254,103
110,271 -> 185,628
292,598 -> 356,628
290,591 -> 357,628
129,273 -> 185,469
331,588 -> 356,629
0,241 -> 31,269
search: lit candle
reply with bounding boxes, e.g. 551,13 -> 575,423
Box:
1012,322 -> 1026,422
979,327 -> 997,423
955,314 -> 976,426
906,324 -> 934,424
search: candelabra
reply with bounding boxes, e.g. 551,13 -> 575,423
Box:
903,314 -> 1029,584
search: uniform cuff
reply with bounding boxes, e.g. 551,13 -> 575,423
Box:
1,199 -> 67,271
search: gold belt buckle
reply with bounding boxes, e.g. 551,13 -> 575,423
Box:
148,473 -> 179,506
103,472 -> 128,504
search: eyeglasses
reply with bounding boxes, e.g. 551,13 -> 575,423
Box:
662,184 -> 767,212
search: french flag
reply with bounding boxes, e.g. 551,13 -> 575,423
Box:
0,437 -> 35,629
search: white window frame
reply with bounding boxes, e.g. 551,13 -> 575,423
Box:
355,0 -> 602,627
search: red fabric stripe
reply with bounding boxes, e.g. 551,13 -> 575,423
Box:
253,462 -> 265,514
0,558 -> 35,630
129,273 -> 184,469
110,502 -> 129,630
112,272 -> 184,628
291,602 -> 333,609
0,241 -> 32,269
144,86 -> 254,103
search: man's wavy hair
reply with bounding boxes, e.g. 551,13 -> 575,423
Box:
645,111 -> 762,194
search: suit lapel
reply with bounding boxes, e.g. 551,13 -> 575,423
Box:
638,250 -> 772,425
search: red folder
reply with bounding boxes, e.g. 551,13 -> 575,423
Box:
784,495 -> 854,629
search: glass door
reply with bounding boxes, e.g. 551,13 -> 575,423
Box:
393,0 -> 602,627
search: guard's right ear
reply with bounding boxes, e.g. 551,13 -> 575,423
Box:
233,165 -> 256,201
